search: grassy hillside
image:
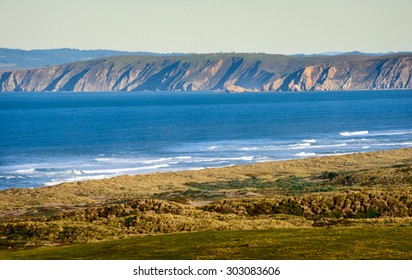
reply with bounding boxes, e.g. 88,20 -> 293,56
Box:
2,227 -> 412,260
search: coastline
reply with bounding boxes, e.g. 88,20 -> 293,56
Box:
2,87 -> 412,95
1,147 -> 411,218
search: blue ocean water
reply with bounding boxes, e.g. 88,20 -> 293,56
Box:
1,90 -> 412,190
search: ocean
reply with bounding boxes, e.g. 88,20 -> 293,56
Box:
1,90 -> 411,190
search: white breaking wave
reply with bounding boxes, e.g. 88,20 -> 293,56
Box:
320,152 -> 353,157
44,175 -> 109,186
336,138 -> 369,143
94,156 -> 192,165
310,143 -> 347,149
44,181 -> 65,186
175,156 -> 192,160
66,169 -> 83,175
191,156 -> 255,163
81,164 -> 171,174
14,168 -> 35,174
94,157 -> 135,163
302,139 -> 317,143
239,145 -> 283,152
186,167 -> 205,171
239,147 -> 259,151
94,157 -> 169,164
218,156 -> 255,161
369,131 -> 412,136
339,130 -> 369,136
288,143 -> 312,149
139,158 -> 173,164
294,152 -> 316,157
206,145 -> 220,150
41,163 -> 173,186
374,142 -> 412,147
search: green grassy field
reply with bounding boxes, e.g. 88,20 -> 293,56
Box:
1,226 -> 411,260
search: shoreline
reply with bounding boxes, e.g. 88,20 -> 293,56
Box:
2,88 -> 412,94
15,147 -> 412,190
4,146 -> 410,191
1,147 -> 411,218
0,148 -> 399,191
39,152 -> 353,188
3,147 -> 412,190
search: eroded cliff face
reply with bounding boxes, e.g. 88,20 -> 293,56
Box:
0,54 -> 411,92
262,56 -> 412,91
0,57 -> 271,92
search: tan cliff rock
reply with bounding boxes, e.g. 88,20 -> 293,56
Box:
264,56 -> 412,91
1,53 -> 411,92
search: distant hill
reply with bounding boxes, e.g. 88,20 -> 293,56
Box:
0,48 -> 165,70
0,52 -> 411,92
293,51 -> 412,57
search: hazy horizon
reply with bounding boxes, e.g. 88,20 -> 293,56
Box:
1,0 -> 411,55
1,47 -> 412,56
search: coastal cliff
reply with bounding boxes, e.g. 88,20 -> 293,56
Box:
1,53 -> 411,92
263,56 -> 412,91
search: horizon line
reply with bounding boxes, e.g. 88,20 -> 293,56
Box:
1,47 -> 412,57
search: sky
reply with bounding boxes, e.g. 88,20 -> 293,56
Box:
1,0 -> 411,54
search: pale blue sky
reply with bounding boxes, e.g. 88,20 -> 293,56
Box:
1,0 -> 411,54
